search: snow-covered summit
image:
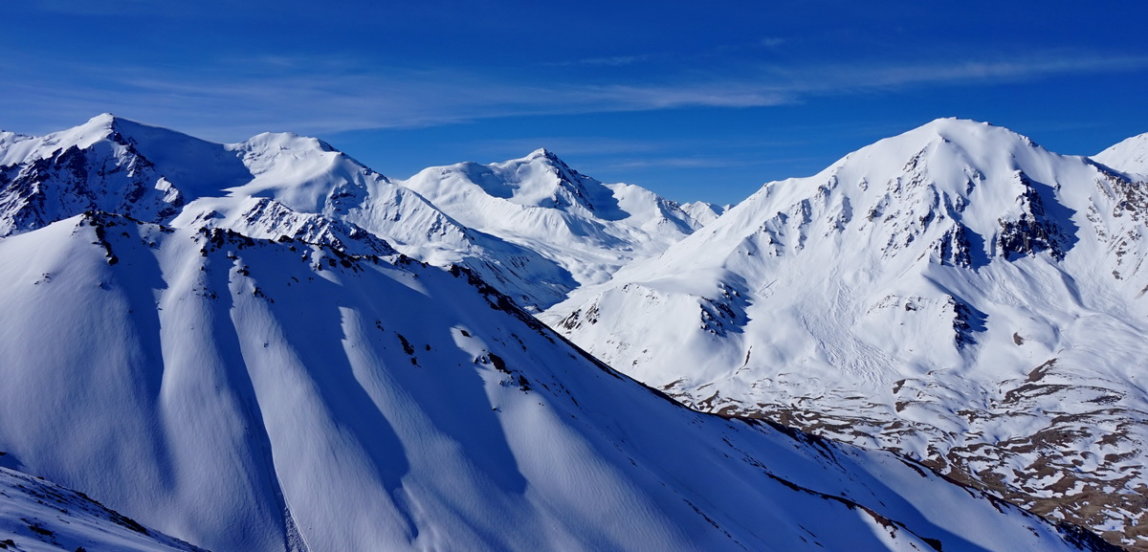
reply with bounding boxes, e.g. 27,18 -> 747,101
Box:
680,200 -> 727,226
1094,131 -> 1148,176
487,147 -> 627,217
225,130 -> 376,214
0,113 -> 122,163
0,114 -> 250,191
545,117 -> 1148,549
649,117 -> 1102,277
401,149 -> 705,288
0,114 -> 216,235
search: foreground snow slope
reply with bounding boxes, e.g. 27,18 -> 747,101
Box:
0,465 -> 206,552
546,118 -> 1148,549
402,149 -> 709,288
0,212 -> 1112,552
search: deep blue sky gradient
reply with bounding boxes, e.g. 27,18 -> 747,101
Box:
3,1 -> 1147,204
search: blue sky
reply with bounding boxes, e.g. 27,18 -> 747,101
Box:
3,1 -> 1148,204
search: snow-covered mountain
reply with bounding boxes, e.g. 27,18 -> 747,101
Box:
0,115 -> 1122,552
0,115 -> 724,312
0,465 -> 206,552
545,118 -> 1148,549
401,148 -> 711,287
680,200 -> 728,226
0,114 -> 577,309
0,211 -> 1112,552
0,114 -> 216,234
1095,131 -> 1148,176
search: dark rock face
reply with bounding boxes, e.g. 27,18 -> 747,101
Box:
996,172 -> 1076,262
0,143 -> 183,237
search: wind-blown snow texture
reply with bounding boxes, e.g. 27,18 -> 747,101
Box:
0,465 -> 206,552
546,119 -> 1148,549
0,116 -> 1119,552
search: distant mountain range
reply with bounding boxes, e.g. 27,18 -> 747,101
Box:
0,114 -> 1141,551
0,115 -> 713,311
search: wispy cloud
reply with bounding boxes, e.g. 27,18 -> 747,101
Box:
545,55 -> 651,67
25,0 -> 198,16
604,157 -> 754,170
759,37 -> 786,48
3,51 -> 1147,140
815,55 -> 1148,91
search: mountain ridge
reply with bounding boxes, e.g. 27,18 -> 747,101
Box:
0,115 -> 596,310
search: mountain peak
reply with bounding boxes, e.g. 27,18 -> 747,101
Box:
819,117 -> 1053,189
914,117 -> 1020,133
50,113 -> 202,155
527,147 -> 558,159
921,115 -> 986,127
74,112 -> 157,140
0,113 -> 148,167
904,117 -> 1032,146
84,112 -> 118,128
54,112 -> 129,148
523,147 -> 574,170
1094,131 -> 1148,174
244,131 -> 337,153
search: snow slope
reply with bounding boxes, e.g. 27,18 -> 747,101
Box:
545,118 -> 1148,549
0,212 -> 1114,552
401,149 -> 709,287
1095,131 -> 1148,176
0,465 -> 206,552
